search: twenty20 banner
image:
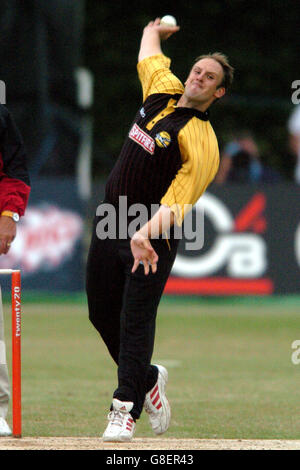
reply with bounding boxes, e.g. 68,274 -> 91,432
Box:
165,184 -> 300,295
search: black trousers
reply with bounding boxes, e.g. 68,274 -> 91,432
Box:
86,212 -> 179,420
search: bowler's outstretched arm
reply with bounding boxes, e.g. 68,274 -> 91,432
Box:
138,17 -> 180,62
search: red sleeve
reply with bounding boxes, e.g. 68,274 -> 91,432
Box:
0,176 -> 31,215
0,105 -> 31,215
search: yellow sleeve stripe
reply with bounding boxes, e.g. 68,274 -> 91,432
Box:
160,118 -> 220,225
137,54 -> 184,102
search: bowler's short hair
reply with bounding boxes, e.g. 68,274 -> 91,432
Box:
194,52 -> 234,90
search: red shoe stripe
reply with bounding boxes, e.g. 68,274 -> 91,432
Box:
150,384 -> 158,399
152,392 -> 160,406
156,402 -> 162,410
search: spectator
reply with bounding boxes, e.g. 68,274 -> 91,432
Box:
215,131 -> 281,184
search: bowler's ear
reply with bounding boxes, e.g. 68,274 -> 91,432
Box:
214,87 -> 226,99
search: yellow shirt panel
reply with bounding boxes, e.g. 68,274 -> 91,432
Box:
160,117 -> 220,225
137,54 -> 184,102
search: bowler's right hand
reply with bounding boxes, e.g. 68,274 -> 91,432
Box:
144,17 -> 180,41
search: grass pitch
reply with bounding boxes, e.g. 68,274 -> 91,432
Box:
3,295 -> 300,439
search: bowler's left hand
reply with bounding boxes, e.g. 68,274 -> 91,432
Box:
130,232 -> 158,275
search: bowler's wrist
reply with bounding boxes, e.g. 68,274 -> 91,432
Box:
132,229 -> 148,241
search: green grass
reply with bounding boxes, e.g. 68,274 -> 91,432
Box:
3,297 -> 300,439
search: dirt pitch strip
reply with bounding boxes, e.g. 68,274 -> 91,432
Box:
0,437 -> 300,450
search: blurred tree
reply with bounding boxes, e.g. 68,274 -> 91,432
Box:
0,0 -> 85,176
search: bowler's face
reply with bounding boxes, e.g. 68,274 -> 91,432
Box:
184,58 -> 225,106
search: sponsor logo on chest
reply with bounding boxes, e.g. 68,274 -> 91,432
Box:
155,131 -> 171,148
129,123 -> 155,155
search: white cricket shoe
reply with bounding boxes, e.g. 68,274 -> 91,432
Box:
102,398 -> 136,442
0,417 -> 12,437
144,364 -> 170,434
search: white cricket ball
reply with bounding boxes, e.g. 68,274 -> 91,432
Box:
160,15 -> 177,27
